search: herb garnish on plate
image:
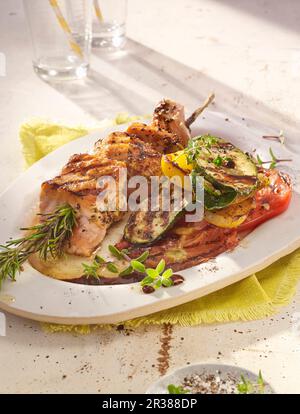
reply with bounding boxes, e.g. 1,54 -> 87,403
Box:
0,204 -> 77,288
82,247 -> 176,294
257,147 -> 292,169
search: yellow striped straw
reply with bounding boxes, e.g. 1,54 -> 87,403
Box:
94,0 -> 104,22
48,0 -> 83,58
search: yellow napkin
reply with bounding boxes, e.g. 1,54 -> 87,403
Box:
19,119 -> 300,332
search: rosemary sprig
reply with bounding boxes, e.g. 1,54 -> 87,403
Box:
257,147 -> 292,169
0,204 -> 77,289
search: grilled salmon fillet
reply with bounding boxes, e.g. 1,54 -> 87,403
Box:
126,122 -> 183,153
94,132 -> 163,178
40,154 -> 126,257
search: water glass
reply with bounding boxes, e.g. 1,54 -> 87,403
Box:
24,0 -> 93,81
92,0 -> 127,50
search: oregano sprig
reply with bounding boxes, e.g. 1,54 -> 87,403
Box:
133,259 -> 174,290
82,246 -> 178,294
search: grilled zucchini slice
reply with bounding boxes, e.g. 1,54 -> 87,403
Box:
124,187 -> 190,245
192,135 -> 258,196
124,209 -> 184,245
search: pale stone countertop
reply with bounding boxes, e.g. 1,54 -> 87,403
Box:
0,0 -> 300,394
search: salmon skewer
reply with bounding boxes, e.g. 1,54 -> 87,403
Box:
39,98 -> 211,257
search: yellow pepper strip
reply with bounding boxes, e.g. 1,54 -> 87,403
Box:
161,150 -> 193,184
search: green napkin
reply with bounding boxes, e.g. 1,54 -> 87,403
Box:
19,118 -> 300,332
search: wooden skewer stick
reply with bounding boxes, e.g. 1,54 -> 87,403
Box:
185,93 -> 215,128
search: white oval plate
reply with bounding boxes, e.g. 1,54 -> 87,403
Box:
0,112 -> 300,324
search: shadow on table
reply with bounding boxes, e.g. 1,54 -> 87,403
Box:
211,0 -> 300,35
46,39 -> 298,132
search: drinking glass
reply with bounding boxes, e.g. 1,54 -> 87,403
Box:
23,0 -> 93,81
92,0 -> 127,50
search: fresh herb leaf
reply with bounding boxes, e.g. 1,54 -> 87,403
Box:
100,246 -> 177,293
119,265 -> 133,277
167,384 -> 189,394
95,255 -> 106,264
83,263 -> 100,279
136,251 -> 150,263
131,260 -> 146,273
121,248 -> 130,255
146,268 -> 159,278
256,154 -> 264,166
156,259 -> 166,274
140,260 -> 174,292
141,276 -> 155,286
108,245 -> 127,260
82,255 -> 106,279
257,370 -> 265,394
237,375 -> 254,394
162,278 -> 173,287
107,262 -> 119,273
256,148 -> 292,169
269,147 -> 277,162
184,135 -> 218,165
155,279 -> 162,289
213,155 -> 223,167
236,371 -> 265,394
162,268 -> 173,279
